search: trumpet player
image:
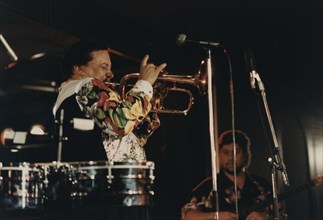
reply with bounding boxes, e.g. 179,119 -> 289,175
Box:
53,39 -> 166,163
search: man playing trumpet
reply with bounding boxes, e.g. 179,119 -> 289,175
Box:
53,39 -> 167,162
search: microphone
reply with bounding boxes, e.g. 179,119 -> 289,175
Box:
176,34 -> 220,47
244,48 -> 257,89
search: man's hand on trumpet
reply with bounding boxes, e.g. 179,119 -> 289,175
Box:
139,55 -> 167,85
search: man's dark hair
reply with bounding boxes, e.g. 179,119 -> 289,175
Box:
62,39 -> 109,80
219,130 -> 251,168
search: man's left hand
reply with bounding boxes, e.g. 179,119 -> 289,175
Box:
246,211 -> 269,220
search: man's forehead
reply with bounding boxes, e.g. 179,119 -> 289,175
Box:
221,143 -> 242,150
89,50 -> 111,61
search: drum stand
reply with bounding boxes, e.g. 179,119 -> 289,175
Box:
56,108 -> 67,162
250,66 -> 290,220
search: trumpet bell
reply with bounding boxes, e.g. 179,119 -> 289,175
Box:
118,63 -> 208,115
196,60 -> 208,95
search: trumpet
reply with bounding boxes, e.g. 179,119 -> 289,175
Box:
114,65 -> 207,115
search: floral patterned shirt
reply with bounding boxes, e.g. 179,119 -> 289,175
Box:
54,77 -> 159,162
182,171 -> 273,220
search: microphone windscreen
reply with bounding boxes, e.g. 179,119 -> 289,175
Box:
176,34 -> 187,46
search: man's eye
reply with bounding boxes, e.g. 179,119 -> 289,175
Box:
102,66 -> 110,71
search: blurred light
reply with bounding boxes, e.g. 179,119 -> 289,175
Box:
30,52 -> 46,60
30,125 -> 45,135
306,129 -> 323,178
0,128 -> 14,145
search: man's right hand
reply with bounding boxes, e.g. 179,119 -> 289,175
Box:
139,55 -> 167,85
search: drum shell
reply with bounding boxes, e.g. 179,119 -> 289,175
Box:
106,161 -> 155,207
0,162 -> 45,210
68,161 -> 109,208
34,160 -> 155,209
35,162 -> 76,210
72,160 -> 155,207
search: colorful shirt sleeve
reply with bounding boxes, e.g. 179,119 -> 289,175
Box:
75,78 -> 153,139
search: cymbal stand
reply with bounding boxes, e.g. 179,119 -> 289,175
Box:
250,69 -> 290,220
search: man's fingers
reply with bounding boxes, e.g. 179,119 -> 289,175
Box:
140,54 -> 149,68
155,63 -> 167,73
140,53 -> 166,73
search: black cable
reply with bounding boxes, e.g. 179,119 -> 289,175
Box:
223,47 -> 239,220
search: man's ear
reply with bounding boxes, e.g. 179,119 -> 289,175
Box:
73,65 -> 84,76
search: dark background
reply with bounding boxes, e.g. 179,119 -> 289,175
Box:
0,1 -> 322,220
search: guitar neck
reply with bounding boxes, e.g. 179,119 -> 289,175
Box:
279,180 -> 316,201
241,176 -> 321,219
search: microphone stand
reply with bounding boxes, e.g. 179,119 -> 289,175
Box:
250,70 -> 290,220
205,48 -> 220,220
